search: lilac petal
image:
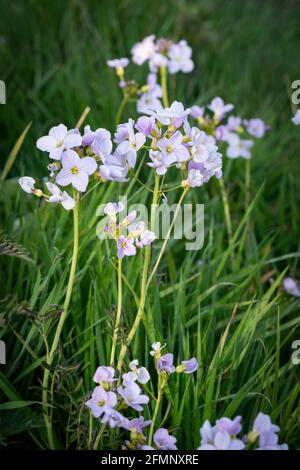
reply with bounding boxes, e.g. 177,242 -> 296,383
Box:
49,124 -> 67,140
135,133 -> 146,150
64,133 -> 82,148
61,192 -> 76,210
62,149 -> 80,169
78,156 -> 97,175
215,431 -> 231,450
36,135 -> 56,152
56,168 -> 72,187
71,171 -> 88,192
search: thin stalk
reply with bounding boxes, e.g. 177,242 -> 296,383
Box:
160,66 -> 169,107
110,258 -> 123,366
245,159 -> 251,209
42,191 -> 79,449
117,175 -> 160,372
117,185 -> 188,372
218,177 -> 233,241
148,387 -> 163,445
146,187 -> 189,289
93,424 -> 107,450
115,96 -> 128,126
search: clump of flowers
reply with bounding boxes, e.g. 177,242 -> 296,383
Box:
131,35 -> 194,74
102,202 -> 156,259
198,413 -> 288,450
19,122 -> 135,208
115,101 -> 222,187
190,97 -> 268,160
85,342 -> 198,449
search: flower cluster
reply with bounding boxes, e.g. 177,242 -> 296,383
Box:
19,123 -> 133,209
198,413 -> 288,450
86,343 -> 198,449
131,35 -> 194,74
190,97 -> 268,160
115,101 -> 222,187
103,202 -> 156,258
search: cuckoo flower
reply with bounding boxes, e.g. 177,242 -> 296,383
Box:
153,428 -> 177,450
208,97 -> 234,122
56,150 -> 97,192
19,176 -> 36,194
283,277 -> 300,298
131,35 -> 156,65
85,385 -> 117,419
167,40 -> 194,74
117,382 -> 149,412
179,357 -> 198,374
45,182 -> 75,210
36,124 -> 82,160
93,366 -> 116,385
115,119 -> 146,168
226,134 -> 253,159
107,58 -> 129,70
157,353 -> 175,373
122,417 -> 152,434
198,419 -> 245,450
243,118 -> 267,138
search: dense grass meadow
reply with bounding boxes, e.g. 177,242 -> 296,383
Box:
0,0 -> 300,451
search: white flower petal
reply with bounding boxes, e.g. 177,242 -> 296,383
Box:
49,124 -> 67,141
71,171 -> 88,192
78,156 -> 97,175
36,135 -> 56,152
56,168 -> 72,187
64,133 -> 82,149
61,149 -> 80,169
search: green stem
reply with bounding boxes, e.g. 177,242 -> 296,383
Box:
93,423 -> 107,450
160,66 -> 169,107
117,175 -> 160,372
146,187 -> 189,289
148,380 -> 163,445
218,177 -> 233,242
42,191 -> 79,449
245,159 -> 251,209
110,258 -> 122,366
115,96 -> 128,126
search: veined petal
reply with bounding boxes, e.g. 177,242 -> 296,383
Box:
61,149 -> 80,169
36,135 -> 56,152
49,124 -> 68,141
71,171 -> 88,192
64,133 -> 82,149
56,168 -> 72,187
78,157 -> 97,175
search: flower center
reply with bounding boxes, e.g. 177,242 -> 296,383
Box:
166,145 -> 173,153
98,399 -> 105,407
71,166 -> 79,174
56,139 -> 63,148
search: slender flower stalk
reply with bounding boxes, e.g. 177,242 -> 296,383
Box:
42,190 -> 79,449
147,186 -> 189,288
148,384 -> 163,445
160,66 -> 169,107
218,177 -> 234,265
110,258 -> 123,366
117,185 -> 188,372
245,159 -> 251,209
115,96 -> 129,126
117,175 -> 160,372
